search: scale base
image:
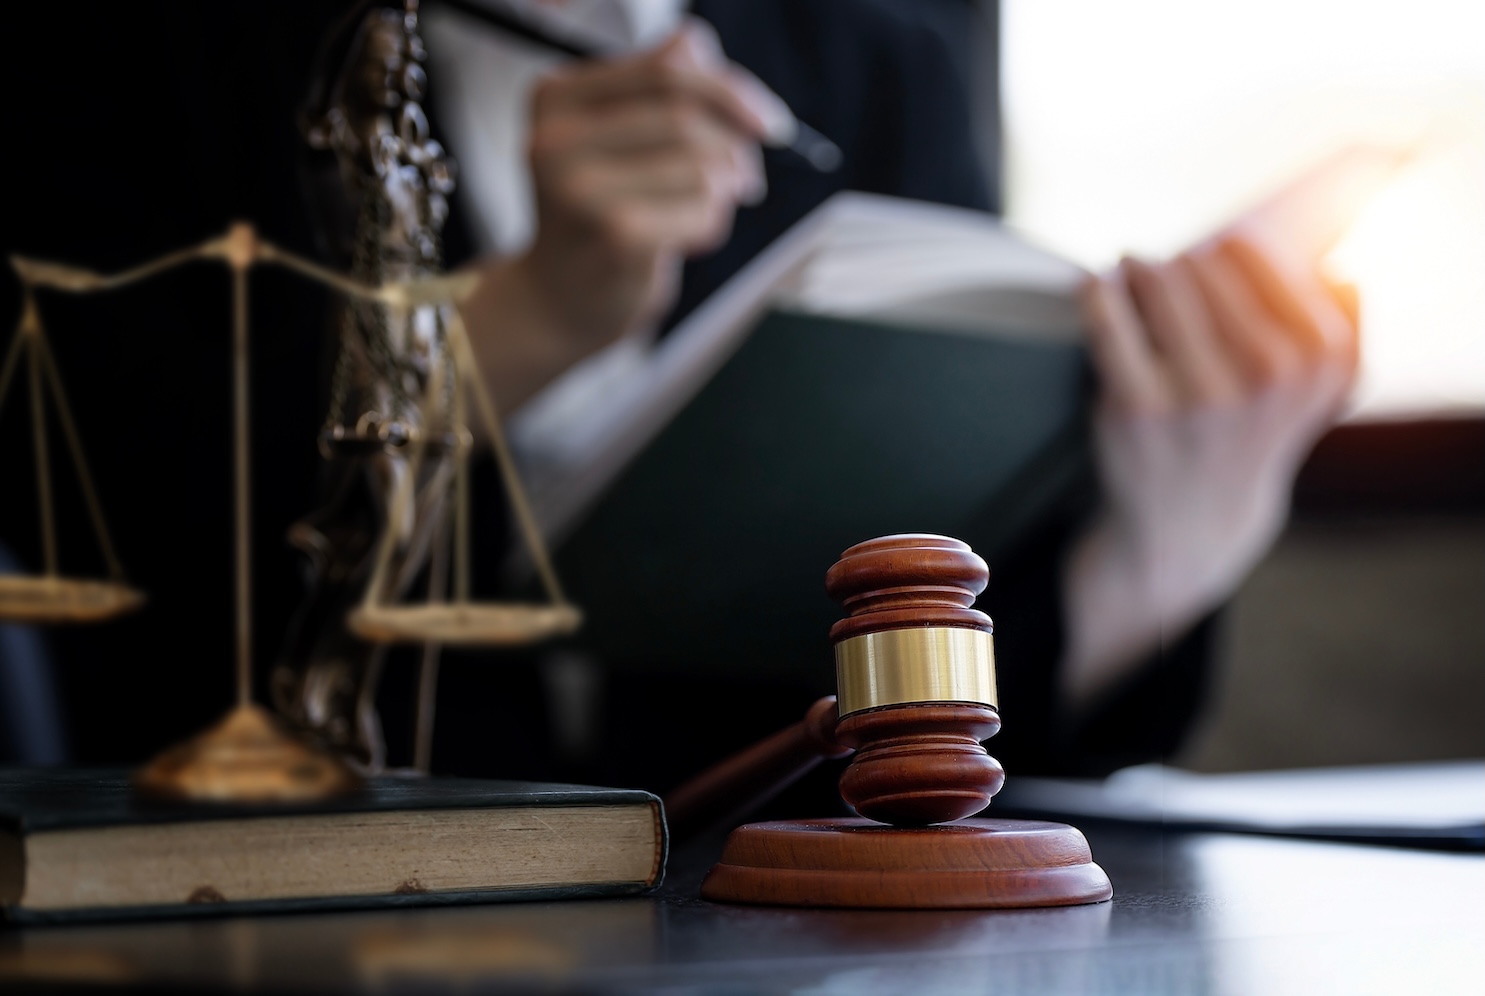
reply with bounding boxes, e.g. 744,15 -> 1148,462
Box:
134,703 -> 360,803
701,817 -> 1113,909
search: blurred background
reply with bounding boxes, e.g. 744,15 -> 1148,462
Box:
1,0 -> 1480,776
995,0 -> 1484,768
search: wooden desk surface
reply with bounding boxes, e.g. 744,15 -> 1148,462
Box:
2,825 -> 1481,994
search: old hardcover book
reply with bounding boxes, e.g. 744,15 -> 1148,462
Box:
0,769 -> 666,923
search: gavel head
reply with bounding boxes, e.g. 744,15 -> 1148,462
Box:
825,534 -> 1005,826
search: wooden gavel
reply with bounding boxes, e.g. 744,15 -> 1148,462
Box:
672,532 -> 1110,910
665,533 -> 1005,839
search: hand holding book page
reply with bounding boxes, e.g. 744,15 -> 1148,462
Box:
1062,148 -> 1410,712
459,19 -> 789,412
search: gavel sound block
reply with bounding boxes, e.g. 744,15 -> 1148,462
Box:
695,534 -> 1112,909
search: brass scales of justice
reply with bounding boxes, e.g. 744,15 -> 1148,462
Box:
1,2 -> 585,802
1,225 -> 579,802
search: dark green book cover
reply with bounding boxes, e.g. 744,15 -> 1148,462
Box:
554,309 -> 1090,685
1,768 -> 667,923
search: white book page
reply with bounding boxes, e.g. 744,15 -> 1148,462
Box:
773,193 -> 1086,337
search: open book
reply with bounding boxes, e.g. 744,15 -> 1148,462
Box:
508,192 -> 1090,677
510,193 -> 1087,544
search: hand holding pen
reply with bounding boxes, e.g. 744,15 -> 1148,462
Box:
441,1 -> 842,174
515,20 -> 820,344
459,18 -> 833,410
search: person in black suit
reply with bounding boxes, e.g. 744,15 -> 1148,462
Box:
1,2 -> 1354,793
437,0 -> 1357,784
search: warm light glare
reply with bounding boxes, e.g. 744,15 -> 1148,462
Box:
1003,0 -> 1485,419
1328,137 -> 1485,416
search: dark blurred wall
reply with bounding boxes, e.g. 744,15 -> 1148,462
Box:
1186,512 -> 1485,769
1,2 -> 350,762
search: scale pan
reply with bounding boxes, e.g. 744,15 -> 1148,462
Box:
346,602 -> 583,646
0,575 -> 146,624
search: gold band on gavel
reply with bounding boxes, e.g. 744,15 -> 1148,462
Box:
834,626 -> 998,717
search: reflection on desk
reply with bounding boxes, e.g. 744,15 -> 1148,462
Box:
2,826 -> 1482,994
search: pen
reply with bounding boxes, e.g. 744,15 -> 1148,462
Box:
437,0 -> 844,173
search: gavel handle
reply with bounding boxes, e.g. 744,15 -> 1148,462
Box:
664,695 -> 852,842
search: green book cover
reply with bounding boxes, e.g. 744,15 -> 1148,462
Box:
551,308 -> 1090,684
